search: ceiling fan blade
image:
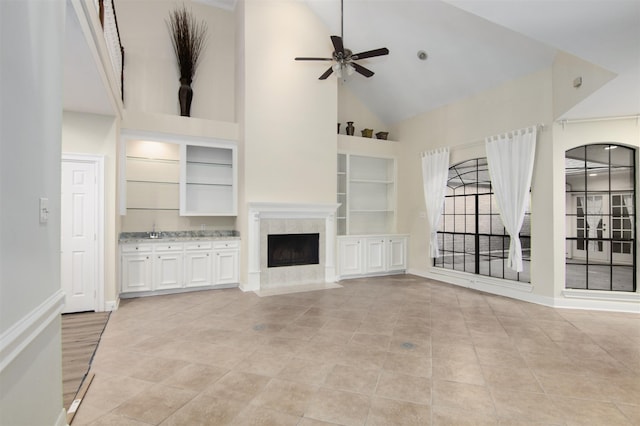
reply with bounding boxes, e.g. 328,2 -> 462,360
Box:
330,35 -> 344,55
351,62 -> 374,78
352,47 -> 389,60
295,57 -> 334,61
319,67 -> 334,80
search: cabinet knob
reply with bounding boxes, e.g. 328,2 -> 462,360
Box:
135,247 -> 139,250
146,256 -> 149,259
168,246 -> 171,249
207,253 -> 209,256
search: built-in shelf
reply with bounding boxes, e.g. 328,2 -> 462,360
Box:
180,144 -> 237,216
337,153 -> 397,235
120,132 -> 237,217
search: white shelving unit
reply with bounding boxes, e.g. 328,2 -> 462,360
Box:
181,144 -> 237,216
124,141 -> 180,214
337,153 -> 396,235
121,131 -> 238,217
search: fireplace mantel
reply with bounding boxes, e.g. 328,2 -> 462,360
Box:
243,202 -> 340,292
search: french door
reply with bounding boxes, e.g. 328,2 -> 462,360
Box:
572,193 -> 633,265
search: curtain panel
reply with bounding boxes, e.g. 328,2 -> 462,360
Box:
485,126 -> 538,272
421,148 -> 450,258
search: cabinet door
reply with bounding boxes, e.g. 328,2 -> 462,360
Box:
387,237 -> 407,272
365,238 -> 387,274
338,238 -> 364,277
185,251 -> 213,287
122,254 -> 153,293
154,252 -> 183,290
214,249 -> 239,285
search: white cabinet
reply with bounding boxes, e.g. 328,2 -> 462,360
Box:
365,238 -> 387,274
185,242 -> 213,288
338,235 -> 408,279
154,243 -> 184,290
337,153 -> 396,236
338,237 -> 364,277
180,144 -> 237,216
121,244 -> 153,293
387,237 -> 407,272
213,240 -> 239,285
120,239 -> 240,296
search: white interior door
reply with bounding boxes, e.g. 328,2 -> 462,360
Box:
573,194 -> 609,262
61,159 -> 97,313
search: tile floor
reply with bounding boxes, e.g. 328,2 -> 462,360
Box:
73,275 -> 640,425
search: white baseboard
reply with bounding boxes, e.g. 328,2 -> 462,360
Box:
410,267 -> 639,313
104,298 -> 119,311
55,407 -> 68,426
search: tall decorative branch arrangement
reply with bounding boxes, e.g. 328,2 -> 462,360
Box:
167,5 -> 208,116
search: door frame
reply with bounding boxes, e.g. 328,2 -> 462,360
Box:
61,153 -> 105,312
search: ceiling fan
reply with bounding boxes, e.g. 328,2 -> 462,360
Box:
295,0 -> 389,80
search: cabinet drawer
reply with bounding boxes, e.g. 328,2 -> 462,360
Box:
213,240 -> 239,249
185,241 -> 212,250
121,244 -> 153,253
155,243 -> 184,252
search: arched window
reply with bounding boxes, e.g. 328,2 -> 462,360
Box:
434,158 -> 531,283
565,144 -> 636,291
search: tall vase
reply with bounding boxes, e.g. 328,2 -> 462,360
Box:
346,121 -> 355,136
178,78 -> 193,117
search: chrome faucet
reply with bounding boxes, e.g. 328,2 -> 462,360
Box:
149,224 -> 160,239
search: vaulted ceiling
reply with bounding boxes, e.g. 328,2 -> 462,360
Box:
64,0 -> 640,125
304,0 -> 640,124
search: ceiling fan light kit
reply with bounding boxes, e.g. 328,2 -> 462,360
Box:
295,0 -> 389,80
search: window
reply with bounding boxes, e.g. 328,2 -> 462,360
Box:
565,144 -> 636,292
434,158 -> 531,283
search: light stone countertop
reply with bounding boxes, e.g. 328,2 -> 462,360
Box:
119,230 -> 240,244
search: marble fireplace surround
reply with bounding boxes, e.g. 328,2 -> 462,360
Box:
244,202 -> 340,294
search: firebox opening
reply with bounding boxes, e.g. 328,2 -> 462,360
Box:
268,233 -> 320,268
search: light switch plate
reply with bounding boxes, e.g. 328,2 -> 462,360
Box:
39,197 -> 49,223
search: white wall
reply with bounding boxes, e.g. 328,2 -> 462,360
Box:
0,1 -> 66,424
238,0 -> 338,283
338,84 -> 388,138
116,0 -> 235,121
62,111 -> 121,306
392,68 -> 556,298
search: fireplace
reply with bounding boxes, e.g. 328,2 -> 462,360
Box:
245,202 -> 340,292
268,233 -> 320,268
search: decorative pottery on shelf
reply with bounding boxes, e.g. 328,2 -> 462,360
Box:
178,78 -> 193,117
167,5 -> 208,117
346,121 -> 355,135
361,128 -> 373,138
376,131 -> 389,140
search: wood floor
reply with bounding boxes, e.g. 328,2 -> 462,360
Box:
61,311 -> 110,410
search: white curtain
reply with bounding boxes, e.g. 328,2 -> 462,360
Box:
585,196 -> 603,252
421,148 -> 450,258
485,126 -> 537,272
